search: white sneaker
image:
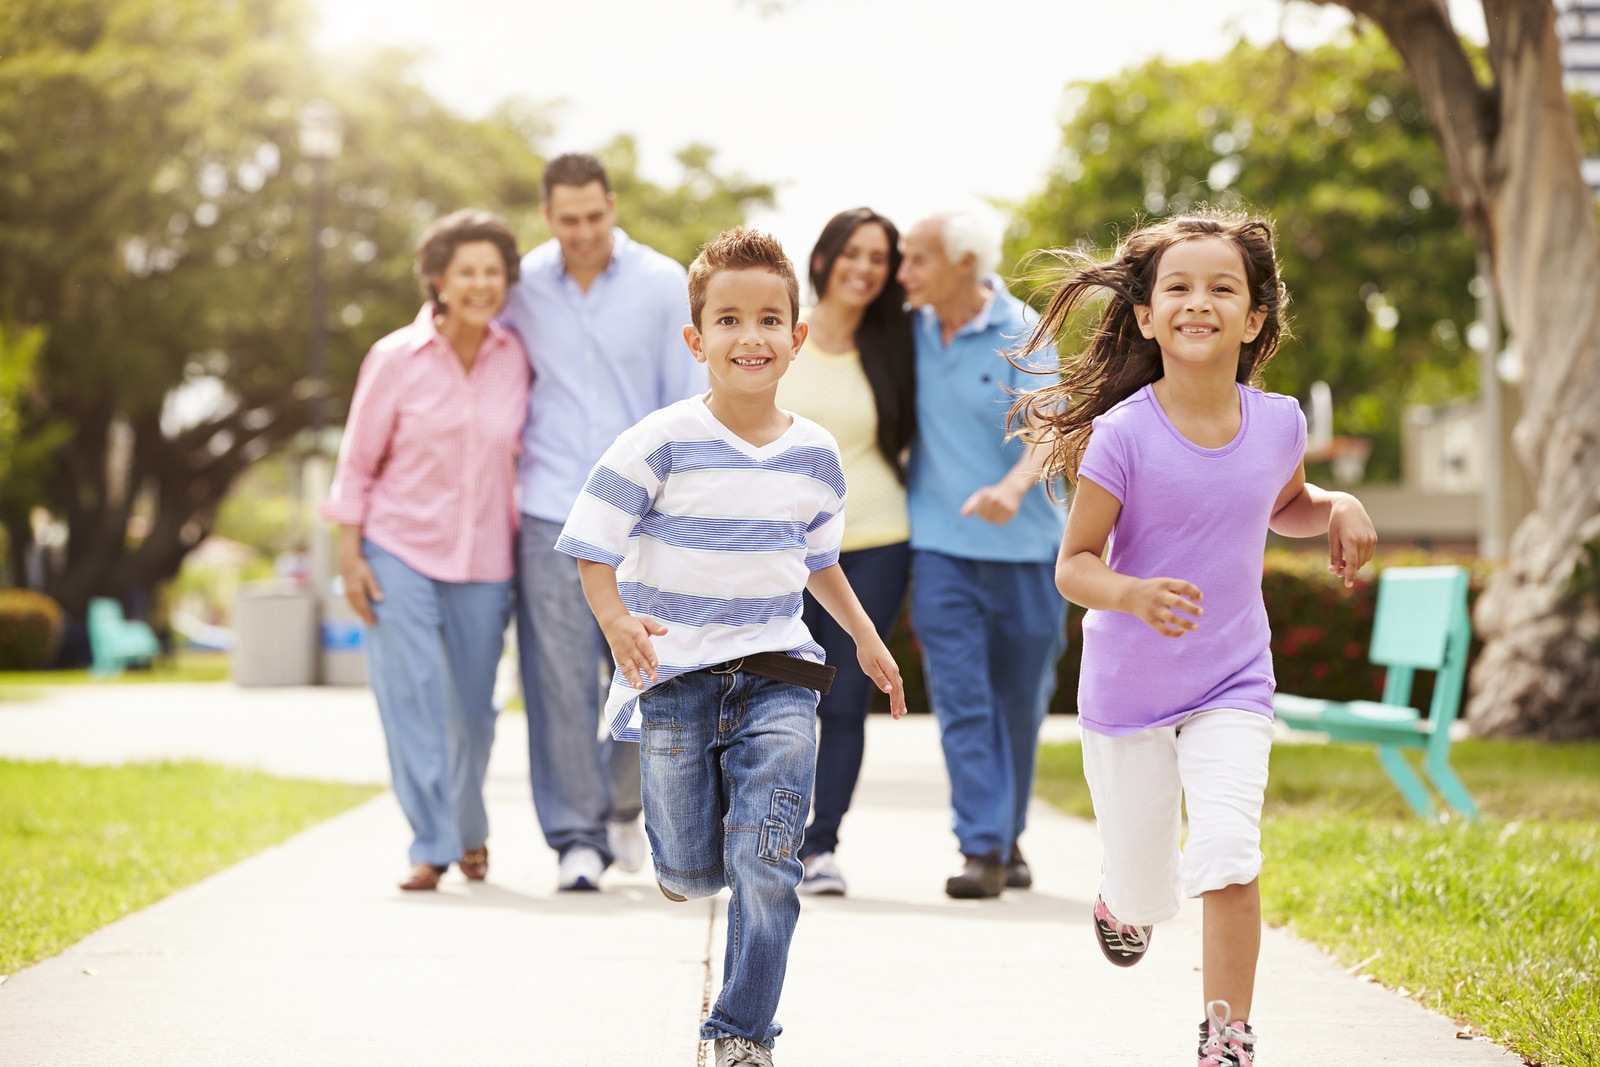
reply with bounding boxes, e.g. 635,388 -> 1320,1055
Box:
607,816 -> 647,873
797,851 -> 846,896
558,845 -> 603,891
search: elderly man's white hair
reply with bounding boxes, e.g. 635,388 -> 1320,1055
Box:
931,211 -> 1002,277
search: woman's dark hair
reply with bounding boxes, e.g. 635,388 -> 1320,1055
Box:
1009,209 -> 1289,489
809,208 -> 917,482
415,209 -> 521,309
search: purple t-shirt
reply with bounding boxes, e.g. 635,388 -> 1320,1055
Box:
1076,383 -> 1306,736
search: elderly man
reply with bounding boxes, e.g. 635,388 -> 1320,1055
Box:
898,211 -> 1068,899
502,153 -> 706,891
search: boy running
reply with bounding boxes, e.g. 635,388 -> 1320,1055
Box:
558,228 -> 907,1066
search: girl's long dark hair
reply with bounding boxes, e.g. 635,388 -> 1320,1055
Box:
1009,210 -> 1289,489
809,208 -> 917,482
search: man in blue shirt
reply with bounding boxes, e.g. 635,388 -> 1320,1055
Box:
502,153 -> 707,891
898,211 -> 1068,900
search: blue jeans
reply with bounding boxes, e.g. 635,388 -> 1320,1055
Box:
797,540 -> 910,859
909,550 -> 1066,859
641,668 -> 817,1048
362,541 -> 512,867
515,516 -> 643,863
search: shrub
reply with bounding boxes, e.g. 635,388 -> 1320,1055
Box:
0,589 -> 65,670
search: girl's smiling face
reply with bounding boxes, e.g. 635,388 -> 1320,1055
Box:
1134,236 -> 1266,373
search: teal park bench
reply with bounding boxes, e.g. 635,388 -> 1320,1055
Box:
87,596 -> 162,677
1273,565 -> 1478,821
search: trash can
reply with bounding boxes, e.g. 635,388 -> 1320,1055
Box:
320,594 -> 368,687
232,588 -> 317,686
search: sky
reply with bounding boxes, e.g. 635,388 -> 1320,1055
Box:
311,0 -> 1486,259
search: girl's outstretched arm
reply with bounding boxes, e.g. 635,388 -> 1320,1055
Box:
1269,465 -> 1378,587
1057,477 -> 1203,638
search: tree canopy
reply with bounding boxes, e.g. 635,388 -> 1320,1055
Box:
0,0 -> 773,615
1008,30 -> 1483,481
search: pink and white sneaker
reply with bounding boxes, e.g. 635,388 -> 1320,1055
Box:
1092,894 -> 1153,967
1197,1000 -> 1256,1067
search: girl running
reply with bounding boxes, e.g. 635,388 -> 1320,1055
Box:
1011,211 -> 1377,1067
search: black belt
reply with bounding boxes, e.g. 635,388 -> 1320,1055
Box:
705,651 -> 835,695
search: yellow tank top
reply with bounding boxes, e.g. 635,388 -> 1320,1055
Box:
778,337 -> 910,552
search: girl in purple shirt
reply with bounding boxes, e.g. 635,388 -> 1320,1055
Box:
1011,212 -> 1376,1067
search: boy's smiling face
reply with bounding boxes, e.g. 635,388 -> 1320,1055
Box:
683,268 -> 807,401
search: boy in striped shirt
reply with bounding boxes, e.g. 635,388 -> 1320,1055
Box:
559,229 -> 906,1067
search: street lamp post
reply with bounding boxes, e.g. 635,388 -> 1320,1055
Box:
297,101 -> 342,629
297,100 -> 342,458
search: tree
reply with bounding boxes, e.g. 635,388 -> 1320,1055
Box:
0,323 -> 46,489
1305,0 -> 1600,738
1009,31 -> 1482,481
0,0 -> 774,619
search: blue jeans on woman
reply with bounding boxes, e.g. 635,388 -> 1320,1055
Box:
640,668 -> 818,1048
362,540 -> 513,868
797,540 -> 910,860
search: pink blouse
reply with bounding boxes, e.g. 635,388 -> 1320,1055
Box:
321,305 -> 531,583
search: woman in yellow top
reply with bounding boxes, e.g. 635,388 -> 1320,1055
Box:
778,207 -> 916,896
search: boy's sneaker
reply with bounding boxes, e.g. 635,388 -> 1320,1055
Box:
713,1035 -> 775,1067
656,879 -> 686,902
797,851 -> 846,896
1197,1000 -> 1256,1067
1092,894 -> 1152,966
1196,1004 -> 1254,1067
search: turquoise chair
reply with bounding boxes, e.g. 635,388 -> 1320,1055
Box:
1274,566 -> 1478,820
86,597 -> 161,677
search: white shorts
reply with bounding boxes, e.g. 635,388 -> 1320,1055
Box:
1081,708 -> 1273,926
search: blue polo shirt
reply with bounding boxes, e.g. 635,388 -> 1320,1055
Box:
502,229 -> 706,524
907,277 -> 1066,563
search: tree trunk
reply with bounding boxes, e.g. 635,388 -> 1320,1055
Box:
1325,0 -> 1600,737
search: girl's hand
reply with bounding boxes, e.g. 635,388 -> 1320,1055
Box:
341,553 -> 384,625
599,614 -> 667,689
1327,495 -> 1378,588
1123,577 -> 1203,637
856,635 -> 907,719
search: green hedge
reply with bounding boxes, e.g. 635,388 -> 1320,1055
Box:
0,589 -> 66,670
877,550 -> 1489,717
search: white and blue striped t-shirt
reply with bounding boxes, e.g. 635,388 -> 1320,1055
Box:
556,396 -> 847,741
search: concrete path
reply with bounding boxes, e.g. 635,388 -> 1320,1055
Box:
0,684 -> 1515,1065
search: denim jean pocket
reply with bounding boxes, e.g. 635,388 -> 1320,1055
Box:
757,788 -> 803,864
640,716 -> 683,757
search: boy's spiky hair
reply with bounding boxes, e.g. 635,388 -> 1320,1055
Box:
687,228 -> 799,329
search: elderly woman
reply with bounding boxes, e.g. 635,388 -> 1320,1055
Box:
776,207 -> 916,896
321,209 -> 530,891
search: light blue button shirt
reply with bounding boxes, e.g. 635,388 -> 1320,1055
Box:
906,277 -> 1066,563
502,230 -> 707,523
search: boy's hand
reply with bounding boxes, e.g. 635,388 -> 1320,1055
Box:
1122,576 -> 1203,638
598,613 -> 667,689
959,475 -> 1028,526
1327,495 -> 1378,588
857,634 -> 907,719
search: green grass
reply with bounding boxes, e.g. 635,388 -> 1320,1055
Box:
0,650 -> 231,693
1035,736 -> 1600,1067
0,760 -> 381,976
